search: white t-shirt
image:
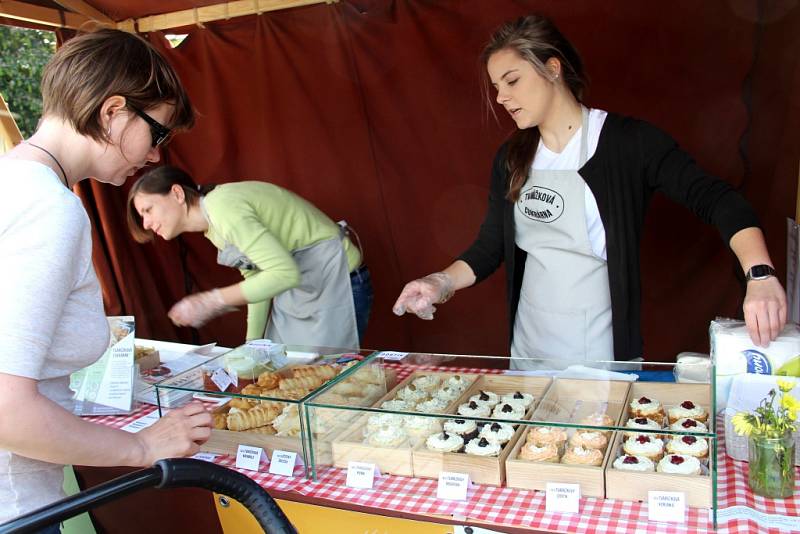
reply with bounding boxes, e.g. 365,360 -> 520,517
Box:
532,107 -> 608,259
0,159 -> 109,521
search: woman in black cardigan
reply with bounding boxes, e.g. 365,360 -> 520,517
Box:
393,15 -> 786,368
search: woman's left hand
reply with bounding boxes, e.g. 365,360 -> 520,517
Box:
743,277 -> 787,347
168,289 -> 235,327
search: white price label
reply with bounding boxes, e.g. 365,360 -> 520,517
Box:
268,450 -> 298,477
377,351 -> 408,361
210,368 -> 232,392
191,452 -> 219,462
345,461 -> 381,489
648,491 -> 686,523
227,368 -> 239,388
545,482 -> 580,514
120,411 -> 160,433
436,471 -> 470,501
235,445 -> 267,472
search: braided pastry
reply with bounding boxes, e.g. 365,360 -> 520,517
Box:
213,413 -> 228,430
291,365 -> 338,380
241,384 -> 264,396
226,404 -> 282,431
256,371 -> 281,389
228,397 -> 257,410
260,388 -> 310,400
279,376 -> 323,391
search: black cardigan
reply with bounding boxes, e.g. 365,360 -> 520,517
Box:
458,113 -> 760,361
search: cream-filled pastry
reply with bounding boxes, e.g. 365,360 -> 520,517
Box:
569,430 -> 609,451
469,390 -> 500,408
415,397 -> 449,414
666,434 -> 709,458
395,384 -> 429,403
434,385 -> 462,403
457,400 -> 491,418
656,454 -> 702,475
443,418 -> 479,441
500,391 -> 535,409
519,442 -> 560,462
478,422 -> 515,445
629,396 -> 664,424
464,437 -> 502,457
412,374 -> 442,392
425,431 -> 464,453
613,454 -> 655,472
667,400 -> 708,424
668,417 -> 708,434
622,433 -> 665,461
403,415 -> 442,437
491,402 -> 526,421
561,445 -> 603,466
528,426 -> 568,446
624,416 -> 662,439
366,425 -> 408,447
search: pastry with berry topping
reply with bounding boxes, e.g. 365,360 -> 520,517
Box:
656,453 -> 702,475
668,417 -> 708,434
629,395 -> 665,425
667,400 -> 708,424
622,433 -> 665,461
665,434 -> 709,459
612,454 -> 655,472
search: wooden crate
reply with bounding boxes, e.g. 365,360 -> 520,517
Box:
605,382 -> 713,507
505,378 -> 631,497
412,375 -> 552,485
331,371 -> 478,476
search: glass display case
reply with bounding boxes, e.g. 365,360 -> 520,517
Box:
305,352 -> 718,531
154,342 -> 381,478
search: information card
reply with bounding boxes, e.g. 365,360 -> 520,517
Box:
648,491 -> 686,523
545,483 -> 580,513
437,471 -> 470,501
268,450 -> 298,477
346,461 -> 381,489
236,445 -> 267,472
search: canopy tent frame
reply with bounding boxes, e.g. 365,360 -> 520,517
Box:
0,0 -> 337,30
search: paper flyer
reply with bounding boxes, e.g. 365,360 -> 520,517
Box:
69,316 -> 135,416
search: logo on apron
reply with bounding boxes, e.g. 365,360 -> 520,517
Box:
517,185 -> 564,223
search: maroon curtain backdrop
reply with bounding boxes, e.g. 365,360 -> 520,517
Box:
75,0 -> 800,361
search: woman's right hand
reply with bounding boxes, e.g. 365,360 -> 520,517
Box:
392,272 -> 455,320
134,402 -> 213,466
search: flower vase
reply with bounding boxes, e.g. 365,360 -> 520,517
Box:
748,432 -> 796,498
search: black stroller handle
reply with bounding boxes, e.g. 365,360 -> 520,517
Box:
0,458 -> 297,534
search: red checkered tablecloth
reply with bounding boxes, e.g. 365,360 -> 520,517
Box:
89,367 -> 799,533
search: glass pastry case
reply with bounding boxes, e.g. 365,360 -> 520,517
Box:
153,342 -> 382,478
304,351 -> 718,531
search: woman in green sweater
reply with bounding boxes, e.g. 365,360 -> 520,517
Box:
127,166 -> 371,348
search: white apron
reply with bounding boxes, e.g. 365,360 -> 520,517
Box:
217,236 -> 359,349
510,107 -> 614,370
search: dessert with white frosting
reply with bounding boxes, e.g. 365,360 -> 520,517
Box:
668,417 -> 708,434
519,442 -> 560,462
412,374 -> 442,392
464,437 -> 502,457
500,391 -> 535,409
425,431 -> 465,453
469,390 -> 500,408
656,453 -> 702,475
415,397 -> 449,414
561,445 -> 603,466
443,418 -> 479,441
491,402 -> 526,421
478,422 -> 515,445
612,454 -> 655,472
629,395 -> 665,425
666,434 -> 709,459
366,425 -> 408,447
622,433 -> 665,461
457,400 -> 491,418
624,416 -> 662,439
667,400 -> 708,424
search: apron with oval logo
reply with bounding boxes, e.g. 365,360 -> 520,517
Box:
510,107 -> 613,370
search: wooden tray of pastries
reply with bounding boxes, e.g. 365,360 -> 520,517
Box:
411,374 -> 552,486
505,378 -> 630,497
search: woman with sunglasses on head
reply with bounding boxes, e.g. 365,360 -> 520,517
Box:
126,165 -> 372,349
393,15 -> 786,370
0,29 -> 212,528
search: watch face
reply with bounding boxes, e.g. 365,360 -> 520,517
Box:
749,265 -> 775,280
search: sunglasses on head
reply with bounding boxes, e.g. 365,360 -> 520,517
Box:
128,104 -> 172,147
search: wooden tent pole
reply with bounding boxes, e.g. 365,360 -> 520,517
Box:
0,1 -> 90,29
0,93 -> 24,155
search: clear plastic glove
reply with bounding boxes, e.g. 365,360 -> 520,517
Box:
168,288 -> 236,328
743,276 -> 787,347
134,402 -> 213,465
392,272 -> 455,320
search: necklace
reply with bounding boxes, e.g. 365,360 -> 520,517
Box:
23,141 -> 68,186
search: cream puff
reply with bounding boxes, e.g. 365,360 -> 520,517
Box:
579,412 -> 615,436
469,390 -> 500,408
425,431 -> 464,453
443,418 -> 479,441
528,426 -> 568,446
500,391 -> 535,410
491,402 -> 526,421
412,374 -> 442,393
667,400 -> 708,424
668,417 -> 708,434
561,445 -> 603,466
568,430 -> 609,451
366,425 -> 408,447
665,434 -> 709,459
613,454 -> 655,472
464,437 -> 502,457
622,433 -> 665,461
478,422 -> 515,445
457,400 -> 491,418
519,442 -> 560,463
629,395 -> 665,425
656,454 -> 702,475
624,416 -> 662,439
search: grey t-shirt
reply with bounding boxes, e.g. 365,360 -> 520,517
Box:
0,159 -> 109,521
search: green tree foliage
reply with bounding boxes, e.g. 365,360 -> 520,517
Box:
0,25 -> 56,138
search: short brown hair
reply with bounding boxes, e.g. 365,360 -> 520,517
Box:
41,28 -> 194,143
127,166 -> 215,243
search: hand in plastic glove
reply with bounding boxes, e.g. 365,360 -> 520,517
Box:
168,288 -> 236,328
392,272 -> 455,320
743,276 -> 787,347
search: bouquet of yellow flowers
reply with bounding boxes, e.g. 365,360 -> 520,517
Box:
732,378 -> 799,498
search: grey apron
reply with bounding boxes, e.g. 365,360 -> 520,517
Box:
510,107 -> 614,370
217,237 -> 359,349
